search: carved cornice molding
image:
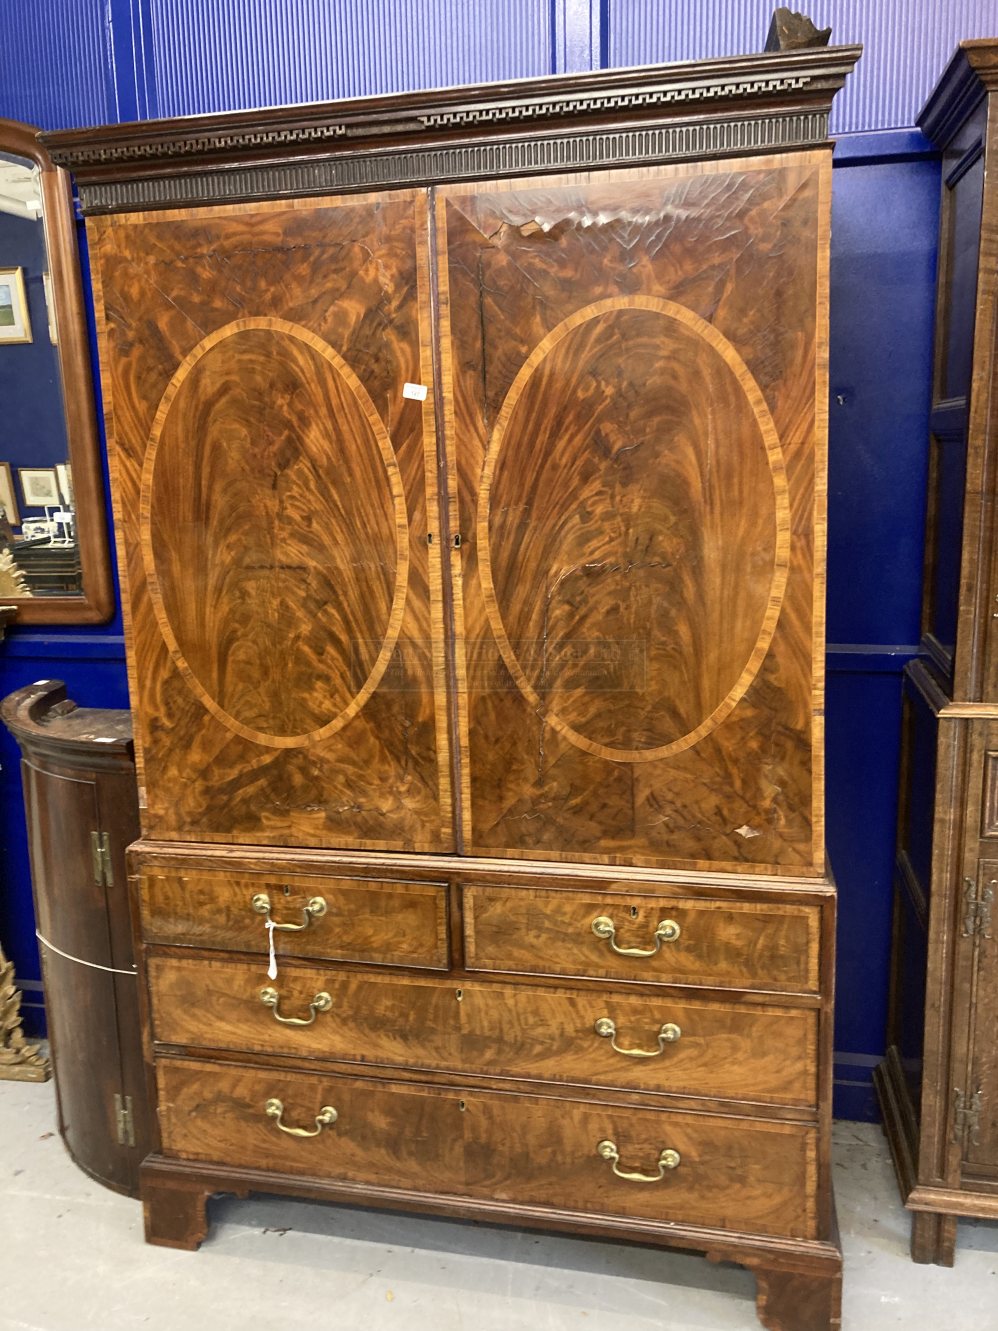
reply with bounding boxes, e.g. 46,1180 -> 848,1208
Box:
413,71 -> 812,130
43,45 -> 860,214
55,72 -> 821,171
73,111 -> 830,214
919,39 -> 998,148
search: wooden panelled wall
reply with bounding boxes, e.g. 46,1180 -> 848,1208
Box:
0,0 -> 982,1120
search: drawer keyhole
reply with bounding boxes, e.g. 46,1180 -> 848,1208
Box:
629,906 -> 638,919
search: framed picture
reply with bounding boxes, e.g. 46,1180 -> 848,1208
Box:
42,272 -> 57,344
0,267 -> 32,344
0,461 -> 19,525
19,466 -> 59,507
56,462 -> 73,506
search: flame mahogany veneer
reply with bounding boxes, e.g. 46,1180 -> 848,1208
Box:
45,43 -> 859,1331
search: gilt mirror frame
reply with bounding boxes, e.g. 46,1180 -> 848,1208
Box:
0,118 -> 113,624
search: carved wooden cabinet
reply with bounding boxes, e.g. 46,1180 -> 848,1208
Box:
47,44 -> 857,1331
1,680 -> 150,1195
876,41 -> 998,1266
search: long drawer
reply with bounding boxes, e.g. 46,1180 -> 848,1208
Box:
138,867 -> 449,969
464,885 -> 821,994
157,1056 -> 817,1238
148,954 -> 818,1107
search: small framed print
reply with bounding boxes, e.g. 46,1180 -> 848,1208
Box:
0,267 -> 32,344
19,466 -> 59,507
0,461 -> 19,525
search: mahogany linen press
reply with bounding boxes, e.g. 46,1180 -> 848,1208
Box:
45,38 -> 859,1331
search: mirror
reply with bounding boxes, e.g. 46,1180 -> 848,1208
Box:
0,119 -> 112,624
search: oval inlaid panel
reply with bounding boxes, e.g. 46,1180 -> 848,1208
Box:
142,317 -> 409,749
478,298 -> 789,762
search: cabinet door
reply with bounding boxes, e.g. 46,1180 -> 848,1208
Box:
21,762 -> 131,1188
438,157 -> 828,872
92,191 -> 452,851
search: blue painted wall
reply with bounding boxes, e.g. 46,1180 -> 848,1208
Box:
0,0 -> 994,1114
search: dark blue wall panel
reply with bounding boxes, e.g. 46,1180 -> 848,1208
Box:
825,653 -> 907,1120
819,138 -> 941,1116
1,0 -> 994,1116
826,137 -> 940,648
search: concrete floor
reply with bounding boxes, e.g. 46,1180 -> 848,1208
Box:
1,1079 -> 996,1330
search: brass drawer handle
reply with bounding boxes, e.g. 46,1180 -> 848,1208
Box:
265,1097 -> 337,1138
597,1139 -> 680,1182
591,914 -> 680,957
251,892 -> 327,931
594,1017 -> 681,1057
259,986 -> 332,1026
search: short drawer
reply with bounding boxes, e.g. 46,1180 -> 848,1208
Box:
157,1057 -> 816,1239
464,885 -> 820,993
139,868 -> 449,970
148,955 -> 818,1108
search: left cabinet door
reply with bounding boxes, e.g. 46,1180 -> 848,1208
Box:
91,191 -> 453,852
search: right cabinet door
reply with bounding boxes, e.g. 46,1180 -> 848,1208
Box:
437,156 -> 828,874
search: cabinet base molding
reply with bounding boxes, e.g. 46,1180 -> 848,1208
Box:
140,1154 -> 842,1331
907,1186 -> 998,1220
877,1046 -> 998,1264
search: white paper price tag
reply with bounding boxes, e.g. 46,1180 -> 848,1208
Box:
403,382 -> 428,401
266,919 -> 278,980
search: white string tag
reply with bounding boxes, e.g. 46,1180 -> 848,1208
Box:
266,919 -> 278,980
36,930 -> 137,976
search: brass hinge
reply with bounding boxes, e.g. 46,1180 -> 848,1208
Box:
953,1087 -> 983,1148
90,830 -> 113,888
114,1093 -> 134,1147
962,877 -> 994,938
